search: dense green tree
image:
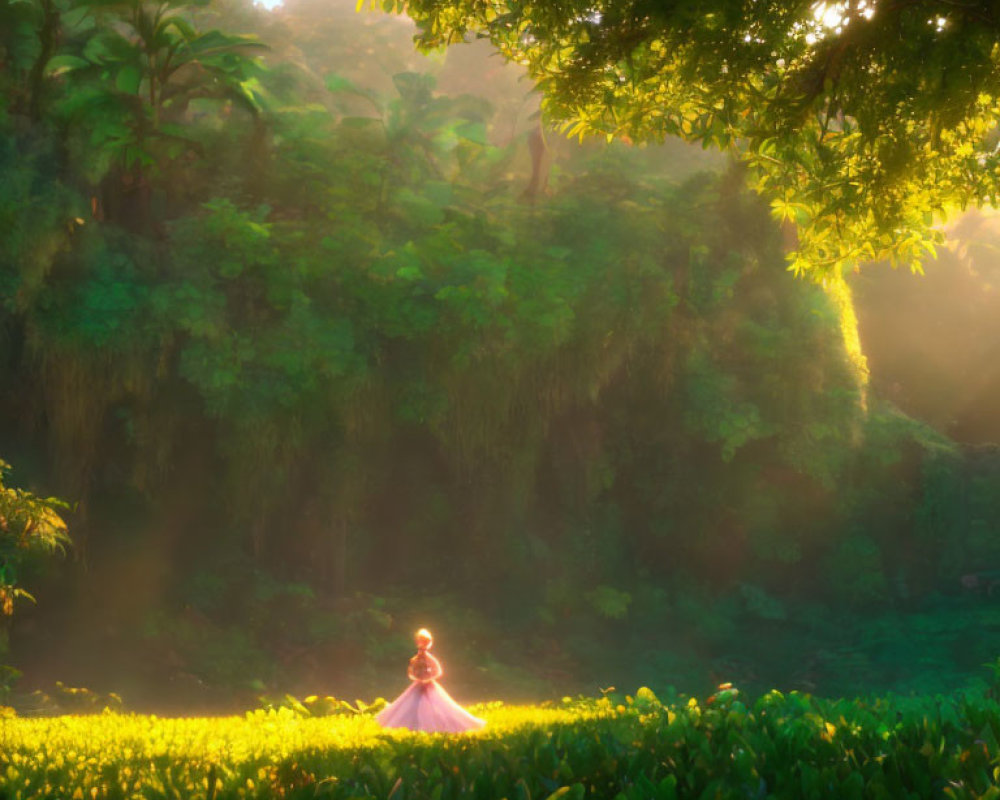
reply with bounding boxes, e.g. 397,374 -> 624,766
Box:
388,0 -> 1000,275
55,0 -> 267,228
1,0 -> 997,704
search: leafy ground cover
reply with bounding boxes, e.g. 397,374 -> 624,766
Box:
4,687 -> 1000,799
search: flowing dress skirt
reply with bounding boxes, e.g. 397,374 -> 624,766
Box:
376,681 -> 485,733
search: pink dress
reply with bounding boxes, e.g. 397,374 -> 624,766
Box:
376,650 -> 485,733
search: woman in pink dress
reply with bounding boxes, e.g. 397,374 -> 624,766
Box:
376,628 -> 485,733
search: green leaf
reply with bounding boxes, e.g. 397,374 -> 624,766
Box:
545,787 -> 585,800
115,64 -> 141,94
455,120 -> 487,144
326,73 -> 360,94
45,54 -> 90,76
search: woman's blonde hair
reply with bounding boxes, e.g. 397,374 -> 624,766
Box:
415,628 -> 433,647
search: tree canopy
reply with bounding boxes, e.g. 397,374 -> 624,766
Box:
389,0 -> 1000,275
4,0 -> 1000,703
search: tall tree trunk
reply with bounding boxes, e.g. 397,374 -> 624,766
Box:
250,519 -> 265,562
26,0 -> 59,123
781,218 -> 798,253
330,518 -> 347,598
245,115 -> 270,202
521,124 -> 551,203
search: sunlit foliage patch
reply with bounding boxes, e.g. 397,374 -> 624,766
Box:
5,688 -> 1000,799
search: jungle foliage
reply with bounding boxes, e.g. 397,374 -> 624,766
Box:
0,458 -> 68,701
0,0 -> 998,706
391,0 -> 1000,276
0,460 -> 69,618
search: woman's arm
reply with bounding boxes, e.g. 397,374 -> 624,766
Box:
423,653 -> 443,682
407,653 -> 443,683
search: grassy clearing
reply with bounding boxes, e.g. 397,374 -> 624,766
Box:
4,688 -> 1000,799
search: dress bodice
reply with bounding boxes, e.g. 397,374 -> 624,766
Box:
408,652 -> 440,681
